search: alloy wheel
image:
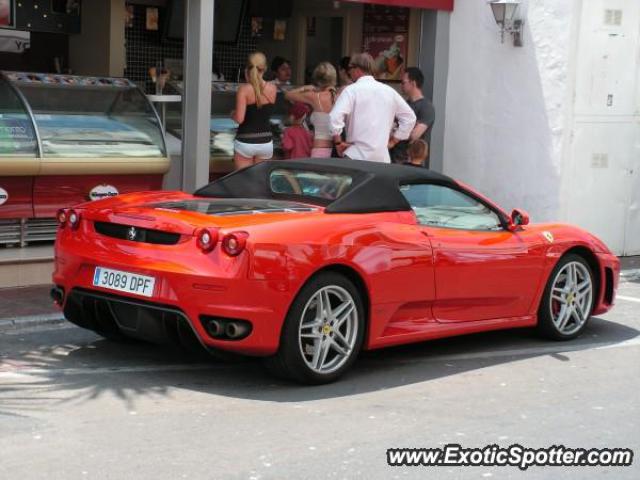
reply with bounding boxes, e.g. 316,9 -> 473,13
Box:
298,285 -> 358,375
549,261 -> 593,335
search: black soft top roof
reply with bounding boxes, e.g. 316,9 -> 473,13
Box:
194,157 -> 458,214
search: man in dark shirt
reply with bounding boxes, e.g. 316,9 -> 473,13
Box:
390,67 -> 436,166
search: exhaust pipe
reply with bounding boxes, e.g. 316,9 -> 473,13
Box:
200,316 -> 252,340
225,321 -> 250,339
207,319 -> 224,338
50,286 -> 64,306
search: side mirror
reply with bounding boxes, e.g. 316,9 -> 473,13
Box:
508,208 -> 530,231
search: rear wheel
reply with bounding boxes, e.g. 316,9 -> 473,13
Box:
264,272 -> 365,384
537,254 -> 595,340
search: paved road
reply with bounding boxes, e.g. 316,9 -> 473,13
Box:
1,279 -> 639,480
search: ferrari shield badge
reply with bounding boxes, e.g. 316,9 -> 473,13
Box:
542,231 -> 554,243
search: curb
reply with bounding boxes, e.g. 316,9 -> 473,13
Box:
0,313 -> 66,333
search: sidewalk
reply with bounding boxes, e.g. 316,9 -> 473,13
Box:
620,255 -> 640,271
0,284 -> 64,331
619,256 -> 640,283
0,256 -> 638,332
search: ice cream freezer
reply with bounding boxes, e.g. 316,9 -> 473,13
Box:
0,71 -> 170,246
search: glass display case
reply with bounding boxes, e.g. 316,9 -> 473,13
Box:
1,71 -> 168,164
0,71 -> 170,245
0,79 -> 38,160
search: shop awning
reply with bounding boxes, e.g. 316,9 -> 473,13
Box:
343,0 -> 454,11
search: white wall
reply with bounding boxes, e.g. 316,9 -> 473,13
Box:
442,0 -> 639,254
562,0 -> 640,255
442,0 -> 576,222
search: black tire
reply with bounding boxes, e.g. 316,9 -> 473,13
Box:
264,272 -> 366,384
537,253 -> 595,340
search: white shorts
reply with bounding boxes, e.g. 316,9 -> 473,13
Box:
234,140 -> 273,159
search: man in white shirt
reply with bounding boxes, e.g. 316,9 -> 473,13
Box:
329,53 -> 416,163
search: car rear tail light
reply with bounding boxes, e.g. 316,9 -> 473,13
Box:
68,209 -> 81,230
222,231 -> 249,256
56,209 -> 68,227
196,228 -> 219,253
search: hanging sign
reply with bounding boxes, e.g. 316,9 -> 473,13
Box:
0,28 -> 29,52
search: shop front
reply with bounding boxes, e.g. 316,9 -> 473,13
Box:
0,0 -> 454,254
152,0 -> 454,189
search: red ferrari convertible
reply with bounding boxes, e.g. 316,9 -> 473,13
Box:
52,158 -> 620,384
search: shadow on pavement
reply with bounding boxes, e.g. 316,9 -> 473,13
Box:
1,314 -> 638,417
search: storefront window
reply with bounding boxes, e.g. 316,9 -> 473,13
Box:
18,84 -> 166,158
0,81 -> 38,157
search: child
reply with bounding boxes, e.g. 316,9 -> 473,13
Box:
281,102 -> 313,159
406,139 -> 429,168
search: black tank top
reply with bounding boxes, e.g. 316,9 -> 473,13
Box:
236,102 -> 275,144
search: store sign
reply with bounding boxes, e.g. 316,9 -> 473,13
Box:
0,29 -> 30,53
343,0 -> 454,11
0,187 -> 8,206
89,184 -> 119,201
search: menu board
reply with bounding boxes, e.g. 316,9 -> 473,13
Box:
362,4 -> 409,81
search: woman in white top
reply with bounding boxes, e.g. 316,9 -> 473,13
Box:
284,62 -> 337,158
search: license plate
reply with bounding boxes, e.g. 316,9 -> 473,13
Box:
92,266 -> 156,298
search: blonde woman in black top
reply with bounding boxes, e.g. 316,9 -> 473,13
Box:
232,52 -> 277,170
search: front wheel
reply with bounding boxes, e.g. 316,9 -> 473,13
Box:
537,254 -> 595,340
264,272 -> 365,384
